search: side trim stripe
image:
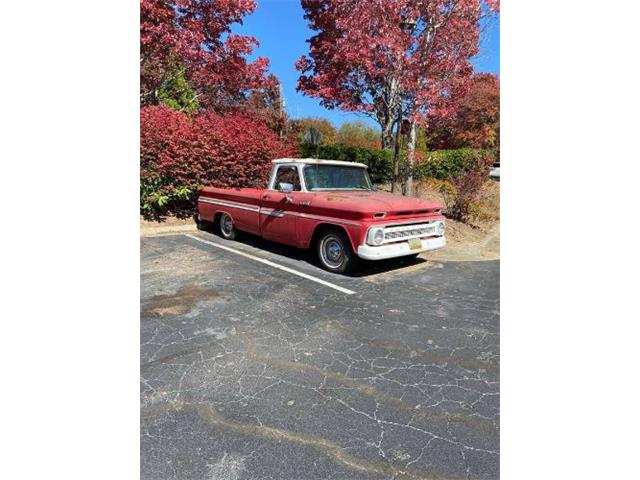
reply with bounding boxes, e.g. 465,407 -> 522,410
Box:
198,197 -> 260,213
259,207 -> 285,218
294,212 -> 360,227
199,196 -> 360,227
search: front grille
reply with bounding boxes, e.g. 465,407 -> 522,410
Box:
382,223 -> 437,243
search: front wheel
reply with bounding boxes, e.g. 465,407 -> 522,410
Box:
316,229 -> 356,274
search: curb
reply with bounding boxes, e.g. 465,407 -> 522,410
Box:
140,224 -> 198,237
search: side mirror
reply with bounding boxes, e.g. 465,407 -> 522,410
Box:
278,182 -> 294,193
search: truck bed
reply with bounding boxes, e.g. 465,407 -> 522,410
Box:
198,187 -> 264,235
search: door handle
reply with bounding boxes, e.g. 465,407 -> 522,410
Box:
263,194 -> 270,200
284,195 -> 293,204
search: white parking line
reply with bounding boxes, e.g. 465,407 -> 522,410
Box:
184,234 -> 356,295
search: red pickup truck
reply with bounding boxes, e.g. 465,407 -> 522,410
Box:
197,159 -> 446,273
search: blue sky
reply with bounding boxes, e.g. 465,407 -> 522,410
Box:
234,0 -> 500,127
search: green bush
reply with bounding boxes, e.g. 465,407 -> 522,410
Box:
299,143 -> 495,186
299,143 -> 394,184
414,148 -> 493,180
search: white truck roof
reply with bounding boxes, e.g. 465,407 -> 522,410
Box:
272,158 -> 368,168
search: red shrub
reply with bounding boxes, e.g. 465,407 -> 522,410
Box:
446,153 -> 494,222
140,106 -> 298,218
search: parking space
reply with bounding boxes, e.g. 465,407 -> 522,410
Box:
141,231 -> 499,480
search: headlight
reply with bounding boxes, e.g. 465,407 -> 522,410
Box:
367,227 -> 384,246
436,221 -> 445,236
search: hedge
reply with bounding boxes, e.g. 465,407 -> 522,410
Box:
299,143 -> 493,184
414,148 -> 493,180
141,106 -> 297,218
141,107 -> 492,220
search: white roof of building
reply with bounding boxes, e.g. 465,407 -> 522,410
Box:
272,158 -> 368,168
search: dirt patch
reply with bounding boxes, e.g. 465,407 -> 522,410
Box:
424,220 -> 499,262
140,215 -> 198,237
142,284 -> 221,317
140,215 -> 196,228
377,181 -> 500,261
413,179 -> 500,261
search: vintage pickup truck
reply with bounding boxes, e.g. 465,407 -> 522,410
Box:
197,158 -> 446,273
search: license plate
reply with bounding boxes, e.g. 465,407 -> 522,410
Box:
408,238 -> 422,250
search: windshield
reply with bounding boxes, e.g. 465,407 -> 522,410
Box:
303,165 -> 373,191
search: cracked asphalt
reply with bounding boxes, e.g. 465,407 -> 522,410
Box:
141,231 -> 499,480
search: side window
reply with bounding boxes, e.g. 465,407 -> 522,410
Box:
273,166 -> 301,191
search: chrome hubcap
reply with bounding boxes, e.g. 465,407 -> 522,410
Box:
221,215 -> 233,236
321,236 -> 344,268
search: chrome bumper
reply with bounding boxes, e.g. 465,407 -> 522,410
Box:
357,236 -> 446,261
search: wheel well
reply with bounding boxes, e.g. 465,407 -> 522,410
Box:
310,224 -> 355,251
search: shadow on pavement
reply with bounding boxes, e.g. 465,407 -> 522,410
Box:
197,223 -> 428,278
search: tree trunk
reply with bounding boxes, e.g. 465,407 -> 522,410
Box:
391,116 -> 402,193
404,120 -> 417,196
380,120 -> 395,150
378,75 -> 400,150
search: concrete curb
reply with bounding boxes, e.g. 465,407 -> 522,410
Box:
140,224 -> 198,237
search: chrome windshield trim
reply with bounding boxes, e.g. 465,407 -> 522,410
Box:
302,164 -> 373,192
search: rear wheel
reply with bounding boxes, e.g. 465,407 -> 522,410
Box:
218,212 -> 239,240
316,229 -> 356,274
196,215 -> 210,231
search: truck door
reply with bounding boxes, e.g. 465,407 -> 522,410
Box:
260,165 -> 301,246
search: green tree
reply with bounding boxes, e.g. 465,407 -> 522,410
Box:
337,120 -> 380,148
157,64 -> 199,113
289,117 -> 338,145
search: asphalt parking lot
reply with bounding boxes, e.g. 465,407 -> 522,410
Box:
141,230 -> 499,480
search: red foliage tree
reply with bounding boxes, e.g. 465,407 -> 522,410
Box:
428,73 -> 500,150
296,0 -> 499,194
140,106 -> 298,218
296,0 -> 409,149
140,0 -> 270,109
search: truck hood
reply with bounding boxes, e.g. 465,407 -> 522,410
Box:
310,190 -> 443,218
